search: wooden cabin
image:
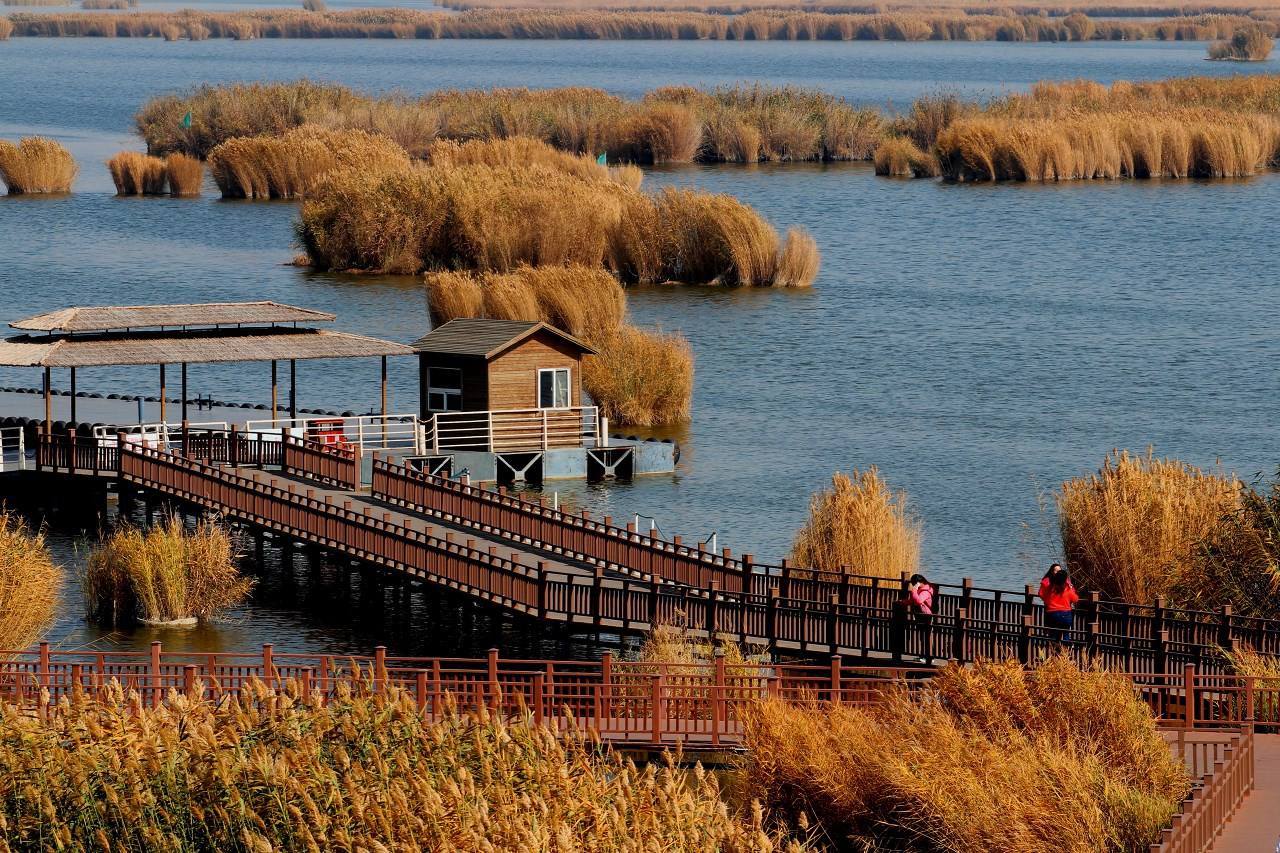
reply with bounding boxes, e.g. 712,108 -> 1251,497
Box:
410,319 -> 596,417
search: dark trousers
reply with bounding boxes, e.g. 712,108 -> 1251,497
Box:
1046,609 -> 1073,644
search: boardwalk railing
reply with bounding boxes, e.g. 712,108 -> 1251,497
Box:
423,406 -> 601,453
0,642 -> 927,747
1153,729 -> 1254,853
0,426 -> 27,473
283,433 -> 359,490
35,428 -> 118,476
115,444 -> 1271,672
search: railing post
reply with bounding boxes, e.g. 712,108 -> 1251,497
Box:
1018,614 -> 1033,666
1184,663 -> 1196,730
1156,629 -> 1169,675
1219,604 -> 1235,654
952,607 -> 969,662
262,643 -> 275,684
1245,675 -> 1256,728
829,654 -> 842,705
712,650 -> 725,746
651,673 -> 664,746
183,664 -> 197,698
532,673 -> 544,727
416,670 -> 428,714
181,420 -> 190,458
826,593 -> 839,655
375,645 -> 387,694
537,561 -> 548,621
150,640 -> 163,708
229,424 -> 239,468
1153,595 -> 1167,670
767,587 -> 780,646
299,667 -> 313,703
591,567 -> 603,628
740,553 -> 753,595
38,641 -> 50,693
487,648 -> 499,710
706,581 -> 720,640
649,576 -> 660,628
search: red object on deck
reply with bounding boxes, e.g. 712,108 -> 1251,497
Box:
306,418 -> 347,448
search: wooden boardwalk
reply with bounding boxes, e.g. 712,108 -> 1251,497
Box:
22,431 -> 1280,670
1211,734 -> 1280,852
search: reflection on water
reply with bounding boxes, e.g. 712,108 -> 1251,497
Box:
0,38 -> 1277,653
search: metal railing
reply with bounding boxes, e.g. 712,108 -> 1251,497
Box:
424,406 -> 600,453
0,426 -> 27,473
245,413 -> 421,456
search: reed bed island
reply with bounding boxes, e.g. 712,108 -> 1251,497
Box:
4,7 -> 1275,42
136,76 -> 1280,182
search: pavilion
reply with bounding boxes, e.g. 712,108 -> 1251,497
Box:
0,301 -> 414,428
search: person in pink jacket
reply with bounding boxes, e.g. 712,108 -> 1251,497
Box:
907,573 -> 934,616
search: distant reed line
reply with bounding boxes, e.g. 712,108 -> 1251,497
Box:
4,8 -> 1275,41
436,0 -> 1280,15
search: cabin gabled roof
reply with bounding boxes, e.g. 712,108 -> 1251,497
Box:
410,318 -> 596,359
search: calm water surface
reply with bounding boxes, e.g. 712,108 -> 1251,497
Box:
0,38 -> 1276,654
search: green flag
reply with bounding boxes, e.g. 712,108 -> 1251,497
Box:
596,153 -> 606,166
180,111 -> 192,129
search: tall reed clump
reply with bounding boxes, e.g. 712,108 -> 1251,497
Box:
0,17 -> 13,39
0,681 -> 806,851
84,516 -> 252,625
106,151 -> 167,195
300,136 -> 818,286
1187,469 -> 1280,619
0,512 -> 59,652
426,264 -> 694,426
790,468 -> 921,578
1057,449 -> 1241,605
582,325 -> 694,426
873,135 -> 939,177
745,655 -> 1189,853
1209,26 -> 1274,60
164,152 -> 203,195
0,136 -> 77,194
208,125 -> 409,199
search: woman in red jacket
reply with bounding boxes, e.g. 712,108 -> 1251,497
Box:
1040,563 -> 1079,644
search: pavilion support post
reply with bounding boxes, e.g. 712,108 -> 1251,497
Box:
271,360 -> 278,424
42,367 -> 50,432
181,363 -> 188,423
289,359 -> 297,420
159,364 -> 166,425
69,367 -> 76,424
380,355 -> 388,445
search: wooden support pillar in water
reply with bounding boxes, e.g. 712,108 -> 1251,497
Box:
181,363 -> 188,423
42,367 -> 50,430
159,364 -> 166,425
289,359 -> 297,421
271,360 -> 278,424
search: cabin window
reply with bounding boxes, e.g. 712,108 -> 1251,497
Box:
427,367 -> 463,412
538,368 -> 571,409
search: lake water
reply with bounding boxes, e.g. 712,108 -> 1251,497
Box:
1,37 -> 1276,654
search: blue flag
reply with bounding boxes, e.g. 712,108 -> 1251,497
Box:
596,153 -> 606,166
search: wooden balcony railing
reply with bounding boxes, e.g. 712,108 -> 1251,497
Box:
282,433 -> 359,490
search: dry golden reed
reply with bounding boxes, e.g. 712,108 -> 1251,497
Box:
744,656 -> 1188,853
791,468 -> 922,578
873,135 -> 939,176
10,6 -> 1271,45
85,515 -> 252,625
107,151 -> 167,195
582,325 -> 694,426
1209,25 -> 1274,60
207,125 -> 409,199
0,136 -> 77,194
1057,449 -> 1241,605
0,681 -> 806,852
0,17 -> 13,39
0,512 -> 59,652
300,136 -> 817,286
1185,469 -> 1280,619
163,152 -> 203,195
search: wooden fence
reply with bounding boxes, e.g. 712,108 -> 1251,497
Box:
282,433 -> 359,490
1153,729 -> 1254,853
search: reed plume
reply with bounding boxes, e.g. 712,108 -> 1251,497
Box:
0,136 -> 77,194
85,516 -> 252,625
164,152 -> 203,195
0,512 -> 59,652
107,151 -> 167,195
208,125 -> 409,199
1057,449 -> 1241,604
791,468 -> 921,577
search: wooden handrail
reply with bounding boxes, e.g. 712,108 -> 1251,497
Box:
282,433 -> 359,490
